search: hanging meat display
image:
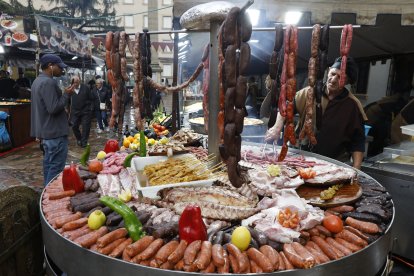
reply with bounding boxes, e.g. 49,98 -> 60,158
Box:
132,31 -> 144,131
218,7 -> 252,187
315,25 -> 330,130
267,24 -> 284,128
278,25 -> 298,162
201,44 -> 210,132
339,24 -> 353,89
299,24 -> 320,145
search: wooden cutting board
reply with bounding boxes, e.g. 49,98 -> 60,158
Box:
296,183 -> 362,208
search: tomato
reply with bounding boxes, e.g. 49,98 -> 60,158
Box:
159,125 -> 166,131
322,215 -> 343,234
104,139 -> 120,153
88,160 -> 103,173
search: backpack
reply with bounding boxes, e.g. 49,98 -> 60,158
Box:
0,111 -> 12,152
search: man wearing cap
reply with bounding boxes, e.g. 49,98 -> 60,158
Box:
30,54 -> 75,185
265,57 -> 367,169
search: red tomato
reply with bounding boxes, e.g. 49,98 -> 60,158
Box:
159,126 -> 166,131
104,139 -> 120,153
322,215 -> 343,234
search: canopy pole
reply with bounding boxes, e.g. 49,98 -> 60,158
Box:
208,21 -> 221,164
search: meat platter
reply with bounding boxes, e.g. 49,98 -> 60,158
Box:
40,144 -> 393,276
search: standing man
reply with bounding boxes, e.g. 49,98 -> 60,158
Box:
93,78 -> 110,133
30,54 -> 74,185
265,57 -> 367,169
69,76 -> 94,147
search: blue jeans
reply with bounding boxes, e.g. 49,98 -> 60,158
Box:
42,136 -> 68,186
95,109 -> 108,130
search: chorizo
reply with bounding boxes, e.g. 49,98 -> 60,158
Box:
278,83 -> 287,117
194,241 -> 212,270
98,238 -> 126,255
343,226 -> 370,242
247,247 -> 274,272
109,237 -> 133,258
250,259 -> 263,273
291,242 -> 316,268
328,205 -> 355,213
112,52 -> 121,79
54,212 -> 82,229
311,24 -> 321,57
308,57 -> 317,87
311,236 -> 340,260
74,226 -> 108,248
61,217 -> 88,232
120,57 -> 129,81
228,253 -> 240,273
279,251 -> 293,270
133,238 -> 164,262
287,52 -> 297,78
345,217 -> 379,234
106,51 -> 112,69
335,229 -> 368,247
155,240 -> 179,265
259,245 -> 280,270
223,123 -> 236,150
315,225 -> 332,237
200,261 -> 215,273
105,31 -> 113,51
216,249 -> 230,273
97,228 -> 128,248
305,243 -> 330,264
319,25 -> 330,51
283,243 -> 310,269
269,51 -> 279,79
167,239 -> 188,264
160,261 -> 175,270
48,190 -> 75,200
62,224 -> 92,241
211,244 -> 225,267
112,31 -> 120,52
119,31 -> 126,56
183,240 -> 202,265
174,259 -> 185,271
227,156 -> 242,188
227,243 -> 248,272
126,235 -> 155,258
326,237 -> 352,256
218,110 -> 225,142
339,55 -> 347,89
334,237 -> 362,253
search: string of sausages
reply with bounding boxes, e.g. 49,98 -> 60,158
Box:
278,25 -> 298,162
141,30 -> 154,122
267,24 -> 284,129
105,31 -> 126,133
299,24 -> 320,145
218,7 -> 252,188
315,25 -> 330,130
201,44 -> 210,132
132,32 -> 144,131
339,24 -> 353,90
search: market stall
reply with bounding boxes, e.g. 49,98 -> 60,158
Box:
39,1 -> 399,275
0,101 -> 32,147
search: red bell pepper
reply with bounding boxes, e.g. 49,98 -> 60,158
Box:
104,139 -> 120,153
179,205 -> 207,244
62,163 -> 84,193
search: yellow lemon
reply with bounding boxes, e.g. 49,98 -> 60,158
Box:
88,210 -> 106,230
118,189 -> 132,202
134,133 -> 140,140
231,226 -> 251,251
96,150 -> 106,160
128,136 -> 134,143
148,138 -> 156,146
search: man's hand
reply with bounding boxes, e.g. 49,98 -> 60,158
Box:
64,84 -> 75,95
352,151 -> 364,169
264,112 -> 285,142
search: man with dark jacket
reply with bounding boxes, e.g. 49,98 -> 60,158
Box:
69,76 -> 94,147
93,78 -> 110,133
265,57 -> 367,169
30,54 -> 75,185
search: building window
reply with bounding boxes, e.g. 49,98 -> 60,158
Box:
162,16 -> 172,29
162,0 -> 172,5
162,64 -> 172,77
143,15 -> 148,28
124,16 -> 134,28
124,0 -> 133,3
